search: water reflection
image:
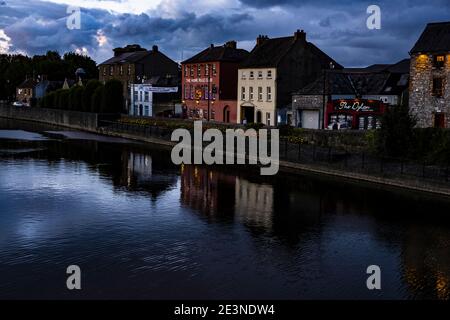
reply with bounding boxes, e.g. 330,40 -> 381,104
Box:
0,120 -> 450,300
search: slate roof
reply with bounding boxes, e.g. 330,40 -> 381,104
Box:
295,59 -> 410,96
17,79 -> 37,89
411,22 -> 450,53
182,45 -> 249,64
100,48 -> 173,65
239,36 -> 342,69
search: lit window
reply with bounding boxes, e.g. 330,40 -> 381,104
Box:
434,55 -> 445,68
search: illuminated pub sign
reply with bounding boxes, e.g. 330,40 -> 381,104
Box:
326,99 -> 387,130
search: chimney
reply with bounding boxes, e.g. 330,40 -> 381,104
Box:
225,41 -> 237,49
152,45 -> 159,52
294,29 -> 306,42
210,44 -> 214,49
257,35 -> 269,46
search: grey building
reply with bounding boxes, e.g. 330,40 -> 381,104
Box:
409,22 -> 450,128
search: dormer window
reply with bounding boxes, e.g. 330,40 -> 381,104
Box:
434,55 -> 445,69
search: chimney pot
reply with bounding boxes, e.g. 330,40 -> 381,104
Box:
294,29 -> 306,42
152,45 -> 158,52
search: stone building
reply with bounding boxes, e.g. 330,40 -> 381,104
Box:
292,60 -> 410,129
409,22 -> 450,128
16,79 -> 37,106
99,44 -> 180,114
237,30 -> 341,126
181,41 -> 249,123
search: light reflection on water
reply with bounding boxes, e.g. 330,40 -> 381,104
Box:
0,121 -> 449,300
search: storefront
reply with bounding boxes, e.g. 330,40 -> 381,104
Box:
325,99 -> 387,130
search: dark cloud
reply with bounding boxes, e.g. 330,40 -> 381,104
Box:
0,0 -> 449,67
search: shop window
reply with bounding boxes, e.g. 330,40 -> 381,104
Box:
434,55 -> 445,69
433,77 -> 444,97
358,116 -> 379,130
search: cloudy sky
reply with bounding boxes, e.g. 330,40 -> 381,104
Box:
0,0 -> 449,66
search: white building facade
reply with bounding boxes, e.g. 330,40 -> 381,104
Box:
237,68 -> 277,126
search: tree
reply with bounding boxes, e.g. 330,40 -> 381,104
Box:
69,86 -> 84,111
91,85 -> 105,113
376,105 -> 416,157
56,89 -> 70,110
83,80 -> 102,112
103,79 -> 124,114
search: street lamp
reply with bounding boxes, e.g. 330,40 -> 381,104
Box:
322,62 -> 335,129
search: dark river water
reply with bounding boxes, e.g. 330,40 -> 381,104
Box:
0,118 -> 449,300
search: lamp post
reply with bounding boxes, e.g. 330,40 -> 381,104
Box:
322,62 -> 335,129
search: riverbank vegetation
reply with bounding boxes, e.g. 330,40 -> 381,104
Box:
39,79 -> 124,114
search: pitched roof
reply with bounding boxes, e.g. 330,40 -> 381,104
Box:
295,59 -> 410,96
411,22 -> 450,53
17,79 -> 37,89
182,44 -> 249,64
239,36 -> 342,69
99,48 -> 175,65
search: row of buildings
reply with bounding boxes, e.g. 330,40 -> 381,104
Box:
15,21 -> 450,129
98,22 -> 450,129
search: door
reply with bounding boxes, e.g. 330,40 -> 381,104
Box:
435,113 -> 446,128
223,106 -> 230,123
302,110 -> 319,129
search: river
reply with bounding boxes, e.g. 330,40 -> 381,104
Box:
0,118 -> 449,300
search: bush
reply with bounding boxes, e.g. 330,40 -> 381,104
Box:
103,79 -> 124,114
376,105 -> 416,157
68,85 -> 84,111
276,124 -> 294,136
91,85 -> 105,113
83,80 -> 102,112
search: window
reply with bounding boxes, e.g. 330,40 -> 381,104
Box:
127,65 -> 131,75
211,109 -> 215,121
184,85 -> 189,99
258,71 -> 263,79
434,55 -> 445,69
258,87 -> 263,101
197,65 -> 201,77
144,106 -> 149,117
241,87 -> 246,101
103,67 -> 106,76
205,64 -> 210,76
267,87 -> 272,101
144,91 -> 149,102
212,84 -> 217,99
249,87 -> 254,100
184,65 -> 188,77
109,66 -> 114,76
433,77 -> 444,97
250,71 -> 254,79
212,64 -> 217,76
242,72 -> 246,80
190,65 -> 194,77
267,70 -> 272,79
190,85 -> 194,99
119,65 -> 123,75
266,112 -> 271,126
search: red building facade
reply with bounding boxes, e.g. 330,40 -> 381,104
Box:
181,41 -> 249,123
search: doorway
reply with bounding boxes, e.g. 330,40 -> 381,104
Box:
223,106 -> 230,123
241,106 -> 255,123
434,113 -> 446,128
256,111 -> 262,123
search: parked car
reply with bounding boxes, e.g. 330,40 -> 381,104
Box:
13,101 -> 25,107
327,122 -> 350,130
